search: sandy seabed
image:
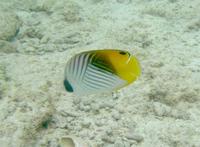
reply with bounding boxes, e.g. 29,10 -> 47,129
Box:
0,0 -> 200,146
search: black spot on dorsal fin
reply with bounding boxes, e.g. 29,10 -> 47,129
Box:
64,79 -> 73,92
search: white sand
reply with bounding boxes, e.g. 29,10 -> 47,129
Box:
0,0 -> 200,146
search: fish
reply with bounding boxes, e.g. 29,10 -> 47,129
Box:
64,49 -> 141,95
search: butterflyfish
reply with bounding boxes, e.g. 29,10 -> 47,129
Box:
64,49 -> 141,95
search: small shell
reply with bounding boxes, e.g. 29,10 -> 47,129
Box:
59,136 -> 94,147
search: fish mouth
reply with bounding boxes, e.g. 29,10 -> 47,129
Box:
64,79 -> 74,92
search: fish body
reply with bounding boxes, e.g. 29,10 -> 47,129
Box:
64,49 -> 141,95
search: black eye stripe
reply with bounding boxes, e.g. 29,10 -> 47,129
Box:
119,51 -> 127,55
119,51 -> 131,57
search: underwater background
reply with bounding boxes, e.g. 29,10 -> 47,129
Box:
0,0 -> 200,146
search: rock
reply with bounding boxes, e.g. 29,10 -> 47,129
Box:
125,133 -> 144,143
30,0 -> 56,12
180,89 -> 199,103
0,63 -> 9,99
83,100 -> 92,106
102,135 -> 115,143
91,104 -> 100,114
99,102 -> 115,109
59,136 -> 94,147
150,62 -> 164,68
148,89 -> 167,101
81,120 -> 91,128
73,97 -> 81,105
114,141 -> 124,147
52,1 -> 82,23
112,111 -> 121,120
117,106 -> 125,114
106,128 -> 113,136
153,102 -> 171,117
95,119 -> 105,127
60,110 -> 79,117
79,104 -> 91,112
0,63 -> 8,81
170,109 -> 190,120
116,0 -> 132,4
114,140 -> 131,147
21,27 -> 43,39
104,144 -> 115,147
0,12 -> 20,41
187,18 -> 200,31
0,40 -> 17,53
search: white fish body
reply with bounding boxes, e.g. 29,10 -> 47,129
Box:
64,51 -> 127,95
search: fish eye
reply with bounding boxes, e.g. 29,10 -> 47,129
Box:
119,51 -> 127,55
